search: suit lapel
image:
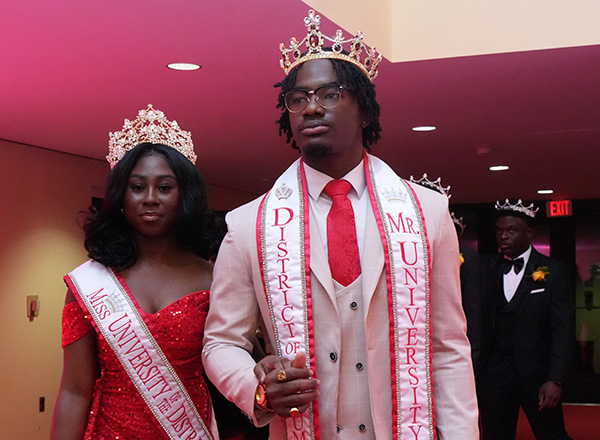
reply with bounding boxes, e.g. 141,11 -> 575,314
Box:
489,254 -> 505,323
308,208 -> 338,310
514,249 -> 541,313
361,205 -> 385,310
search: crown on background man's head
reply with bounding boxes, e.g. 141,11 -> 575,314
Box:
451,212 -> 466,234
409,174 -> 451,199
410,174 -> 466,232
279,9 -> 382,82
107,104 -> 196,168
495,199 -> 539,218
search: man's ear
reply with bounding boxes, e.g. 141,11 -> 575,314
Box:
526,226 -> 533,241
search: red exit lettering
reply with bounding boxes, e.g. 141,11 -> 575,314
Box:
546,200 -> 572,217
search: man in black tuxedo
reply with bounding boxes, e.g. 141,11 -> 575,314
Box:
479,200 -> 573,440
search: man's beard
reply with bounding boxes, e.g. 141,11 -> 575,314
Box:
302,143 -> 332,161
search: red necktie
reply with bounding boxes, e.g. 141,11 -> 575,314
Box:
324,179 -> 361,286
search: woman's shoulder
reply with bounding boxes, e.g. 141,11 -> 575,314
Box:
183,255 -> 213,292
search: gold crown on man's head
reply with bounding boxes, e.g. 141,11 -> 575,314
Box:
279,9 -> 382,82
107,104 -> 197,168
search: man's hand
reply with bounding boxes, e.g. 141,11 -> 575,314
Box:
253,352 -> 320,418
538,380 -> 562,410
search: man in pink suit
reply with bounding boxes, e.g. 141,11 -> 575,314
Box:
203,10 -> 478,440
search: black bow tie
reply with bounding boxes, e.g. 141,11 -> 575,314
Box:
502,257 -> 524,274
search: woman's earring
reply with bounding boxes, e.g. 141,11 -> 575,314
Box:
121,208 -> 124,214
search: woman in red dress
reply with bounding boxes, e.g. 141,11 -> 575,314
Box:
51,108 -> 225,439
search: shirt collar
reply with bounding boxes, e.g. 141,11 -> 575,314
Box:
303,160 -> 366,201
506,245 -> 532,263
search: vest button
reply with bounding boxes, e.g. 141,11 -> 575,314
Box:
336,425 -> 341,434
356,362 -> 364,371
329,352 -> 338,362
350,301 -> 358,310
358,424 -> 366,432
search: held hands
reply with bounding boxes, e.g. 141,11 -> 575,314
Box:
538,380 -> 562,410
253,351 -> 320,419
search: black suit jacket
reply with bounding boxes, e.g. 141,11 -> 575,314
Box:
481,247 -> 574,399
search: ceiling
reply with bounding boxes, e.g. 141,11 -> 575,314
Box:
2,0 -> 599,205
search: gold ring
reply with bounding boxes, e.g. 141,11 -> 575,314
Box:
290,407 -> 300,418
277,369 -> 287,382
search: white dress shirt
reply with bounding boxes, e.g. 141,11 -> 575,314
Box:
303,160 -> 368,261
503,246 -> 532,301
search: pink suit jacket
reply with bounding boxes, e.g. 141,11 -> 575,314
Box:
202,181 -> 479,439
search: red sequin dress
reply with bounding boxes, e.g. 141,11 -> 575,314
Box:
62,271 -> 213,440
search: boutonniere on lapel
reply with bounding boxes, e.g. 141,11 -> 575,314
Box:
532,266 -> 550,281
459,253 -> 464,266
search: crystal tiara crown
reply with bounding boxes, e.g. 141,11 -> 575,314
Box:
279,9 -> 382,82
451,212 -> 466,234
410,174 -> 466,231
409,174 -> 451,199
495,199 -> 539,218
107,104 -> 197,168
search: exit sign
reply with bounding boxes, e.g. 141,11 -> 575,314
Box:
546,200 -> 572,217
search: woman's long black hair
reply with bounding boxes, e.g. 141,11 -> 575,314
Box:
83,143 -> 225,271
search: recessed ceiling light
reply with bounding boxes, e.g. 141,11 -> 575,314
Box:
412,126 -> 437,132
489,165 -> 509,171
167,63 -> 201,71
537,189 -> 554,194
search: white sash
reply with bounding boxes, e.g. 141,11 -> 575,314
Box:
258,153 -> 435,439
366,155 -> 435,439
66,260 -> 215,440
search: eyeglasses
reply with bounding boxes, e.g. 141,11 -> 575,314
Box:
283,84 -> 348,113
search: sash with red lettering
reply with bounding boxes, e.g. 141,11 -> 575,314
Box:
66,260 -> 216,440
258,153 -> 435,440
366,154 -> 435,439
257,160 -> 317,439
